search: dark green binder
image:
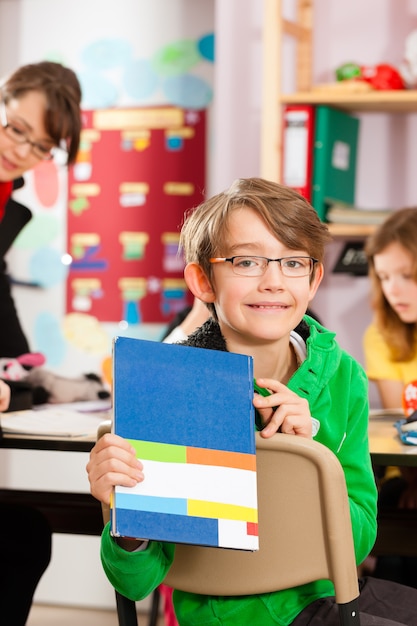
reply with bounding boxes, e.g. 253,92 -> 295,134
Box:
312,106 -> 359,221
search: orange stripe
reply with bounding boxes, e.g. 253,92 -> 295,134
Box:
186,446 -> 256,471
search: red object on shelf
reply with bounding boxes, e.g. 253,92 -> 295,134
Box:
360,64 -> 405,90
281,104 -> 315,202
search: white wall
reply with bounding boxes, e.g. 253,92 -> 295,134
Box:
1,0 -> 215,377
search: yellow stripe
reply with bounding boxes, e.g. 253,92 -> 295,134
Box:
188,499 -> 258,523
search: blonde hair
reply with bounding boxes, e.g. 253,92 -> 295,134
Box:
365,207 -> 417,361
180,178 -> 331,315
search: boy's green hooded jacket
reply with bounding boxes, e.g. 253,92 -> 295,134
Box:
100,316 -> 377,625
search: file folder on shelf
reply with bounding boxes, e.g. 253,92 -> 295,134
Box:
312,106 -> 359,221
111,336 -> 259,551
281,104 -> 315,202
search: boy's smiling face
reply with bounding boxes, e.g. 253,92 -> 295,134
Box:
186,206 -> 323,352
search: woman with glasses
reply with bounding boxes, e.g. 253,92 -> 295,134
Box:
0,60 -> 81,359
0,60 -> 81,626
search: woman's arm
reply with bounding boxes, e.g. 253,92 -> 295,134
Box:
374,378 -> 403,409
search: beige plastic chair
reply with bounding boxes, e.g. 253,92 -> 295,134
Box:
98,424 -> 361,625
165,432 -> 361,625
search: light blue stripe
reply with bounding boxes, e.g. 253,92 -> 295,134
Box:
116,493 -> 187,515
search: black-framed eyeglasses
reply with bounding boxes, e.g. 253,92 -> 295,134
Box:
0,100 -> 56,161
209,255 -> 318,278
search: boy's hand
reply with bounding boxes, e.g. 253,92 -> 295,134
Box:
86,433 -> 144,505
253,378 -> 312,439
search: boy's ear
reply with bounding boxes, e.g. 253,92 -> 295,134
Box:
308,262 -> 324,301
184,263 -> 216,303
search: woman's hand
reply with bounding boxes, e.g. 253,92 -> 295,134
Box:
86,432 -> 144,505
253,377 -> 312,439
0,380 -> 11,412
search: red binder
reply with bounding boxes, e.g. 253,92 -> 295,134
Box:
281,105 -> 315,202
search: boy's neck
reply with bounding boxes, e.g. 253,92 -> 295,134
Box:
228,335 -> 298,385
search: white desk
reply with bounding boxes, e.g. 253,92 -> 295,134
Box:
369,409 -> 417,467
368,409 -> 417,557
0,411 -> 116,608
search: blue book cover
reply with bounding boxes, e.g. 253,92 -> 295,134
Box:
111,336 -> 259,550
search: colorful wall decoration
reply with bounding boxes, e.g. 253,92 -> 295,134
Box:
67,106 -> 206,324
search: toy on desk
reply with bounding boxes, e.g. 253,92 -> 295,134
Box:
24,369 -> 110,405
394,380 -> 417,445
0,353 -> 110,406
0,352 -> 45,381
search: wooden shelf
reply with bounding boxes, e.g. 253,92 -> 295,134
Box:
281,89 -> 417,113
261,0 -> 412,245
326,223 -> 377,238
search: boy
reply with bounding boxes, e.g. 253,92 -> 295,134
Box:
87,178 -> 417,625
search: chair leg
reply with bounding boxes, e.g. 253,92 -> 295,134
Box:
115,590 -> 139,626
339,597 -> 361,625
148,587 -> 161,626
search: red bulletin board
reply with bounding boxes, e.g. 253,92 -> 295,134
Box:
66,106 -> 206,324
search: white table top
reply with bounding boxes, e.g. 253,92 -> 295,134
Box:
369,409 -> 417,466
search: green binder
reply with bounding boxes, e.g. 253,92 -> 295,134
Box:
312,106 -> 359,221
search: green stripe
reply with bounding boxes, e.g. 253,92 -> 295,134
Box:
128,439 -> 186,462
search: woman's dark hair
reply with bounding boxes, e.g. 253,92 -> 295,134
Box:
1,61 -> 82,164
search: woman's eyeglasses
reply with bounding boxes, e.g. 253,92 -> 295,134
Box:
0,100 -> 55,161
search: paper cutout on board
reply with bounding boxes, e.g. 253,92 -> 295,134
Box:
78,33 -> 214,110
70,278 -> 103,312
119,182 -> 149,207
198,33 -> 215,62
32,160 -> 60,208
33,312 -> 67,366
119,232 -> 149,260
162,74 -> 213,109
62,312 -> 109,354
69,233 -> 108,272
30,247 -> 67,288
161,233 -> 183,272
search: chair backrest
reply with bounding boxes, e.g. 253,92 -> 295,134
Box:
164,432 -> 360,613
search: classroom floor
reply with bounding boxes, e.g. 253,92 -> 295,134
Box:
27,604 -> 165,626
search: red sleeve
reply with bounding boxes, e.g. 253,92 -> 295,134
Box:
0,181 -> 13,222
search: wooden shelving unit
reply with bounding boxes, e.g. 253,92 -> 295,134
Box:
281,90 -> 417,113
261,0 -> 417,238
327,223 -> 378,238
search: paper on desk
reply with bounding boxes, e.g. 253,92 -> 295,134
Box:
0,408 -> 110,437
33,399 -> 112,413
